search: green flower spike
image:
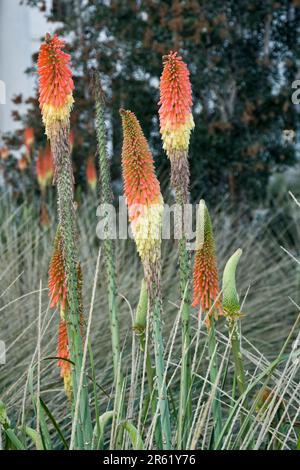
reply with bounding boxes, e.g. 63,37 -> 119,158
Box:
222,248 -> 243,319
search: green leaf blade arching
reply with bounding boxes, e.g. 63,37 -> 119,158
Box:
122,421 -> 145,450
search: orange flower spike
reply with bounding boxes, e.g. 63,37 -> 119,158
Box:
44,144 -> 54,184
48,231 -> 67,313
36,146 -> 54,190
57,319 -> 72,399
38,34 -> 74,139
17,155 -> 28,171
0,147 -> 9,160
48,228 -> 83,316
40,203 -> 50,227
86,157 -> 97,191
192,200 -> 222,326
36,149 -> 47,191
159,51 -> 194,156
120,109 -> 161,211
48,229 -> 84,398
24,127 -> 34,153
69,130 -> 74,153
120,109 -> 164,283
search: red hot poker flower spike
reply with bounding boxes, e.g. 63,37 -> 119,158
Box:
17,155 -> 28,171
0,147 -> 9,160
44,144 -> 54,184
69,130 -> 74,153
120,109 -> 161,209
24,127 -> 34,156
48,230 -> 67,313
36,149 -> 48,191
192,200 -> 222,326
86,157 -> 97,191
48,229 -> 84,398
36,146 -> 54,191
48,228 -> 83,317
57,319 -> 72,399
38,34 -> 74,139
120,109 -> 164,292
159,51 -> 194,156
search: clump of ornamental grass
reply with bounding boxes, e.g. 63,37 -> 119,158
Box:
1,41 -> 300,452
38,33 -> 92,448
159,50 -> 194,448
1,190 -> 300,450
120,108 -> 171,449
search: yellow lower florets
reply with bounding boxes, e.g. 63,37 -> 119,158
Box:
41,94 -> 74,138
131,195 -> 164,264
161,113 -> 195,156
63,372 -> 72,401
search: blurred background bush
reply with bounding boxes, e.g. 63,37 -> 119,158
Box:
1,0 -> 300,208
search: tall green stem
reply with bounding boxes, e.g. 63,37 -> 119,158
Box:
228,318 -> 251,445
177,201 -> 191,449
159,59 -> 193,447
222,249 -> 248,435
93,75 -> 123,447
152,295 -> 172,449
56,130 -> 92,448
229,319 -> 247,397
134,280 -> 162,448
207,316 -> 222,448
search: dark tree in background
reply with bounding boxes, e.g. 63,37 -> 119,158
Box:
8,0 -> 300,206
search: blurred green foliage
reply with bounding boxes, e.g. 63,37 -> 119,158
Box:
4,0 -> 299,206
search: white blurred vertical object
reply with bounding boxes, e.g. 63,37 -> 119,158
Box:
0,0 -> 55,138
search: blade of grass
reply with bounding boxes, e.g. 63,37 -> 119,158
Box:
122,421 -> 145,450
70,248 -> 101,449
39,398 -> 68,450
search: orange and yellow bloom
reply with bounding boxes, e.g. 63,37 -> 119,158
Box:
57,319 -> 72,400
24,127 -> 34,156
36,145 -> 54,191
69,130 -> 74,153
38,34 -> 74,139
0,147 -> 9,160
86,157 -> 97,191
120,109 -> 164,291
38,34 -> 85,405
48,231 -> 67,313
40,203 -> 50,227
159,51 -> 194,156
48,231 -> 70,396
17,155 -> 28,171
192,200 -> 222,326
48,229 -> 83,398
